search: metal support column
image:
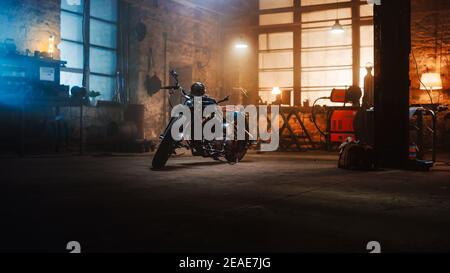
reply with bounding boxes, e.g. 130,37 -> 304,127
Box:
374,0 -> 411,168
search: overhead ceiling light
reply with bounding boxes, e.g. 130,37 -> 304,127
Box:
331,0 -> 344,34
331,19 -> 345,34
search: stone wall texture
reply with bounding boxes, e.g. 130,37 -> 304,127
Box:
410,0 -> 450,104
127,0 -> 225,139
410,0 -> 450,150
0,0 -> 60,58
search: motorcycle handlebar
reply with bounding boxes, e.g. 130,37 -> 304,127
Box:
161,86 -> 179,90
170,70 -> 178,79
166,70 -> 190,98
165,70 -> 229,102
216,96 -> 230,105
161,85 -> 190,100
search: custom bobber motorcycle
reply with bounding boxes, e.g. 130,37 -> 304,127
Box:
151,70 -> 251,169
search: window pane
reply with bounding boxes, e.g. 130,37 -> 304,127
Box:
259,71 -> 293,88
90,47 -> 116,75
360,25 -> 374,47
260,12 -> 294,26
258,31 -> 294,104
61,71 -> 83,89
302,28 -> 352,48
301,68 -> 352,88
61,0 -> 84,13
302,8 -> 352,23
259,0 -> 293,10
259,34 -> 267,50
90,19 -> 117,49
90,75 -> 115,101
301,0 -> 350,6
360,47 -> 374,67
360,51 -> 374,88
61,11 -> 83,42
260,52 -> 294,69
268,32 -> 293,49
90,0 -> 118,21
360,4 -> 374,17
360,25 -> 374,88
59,41 -> 84,69
302,48 -> 352,67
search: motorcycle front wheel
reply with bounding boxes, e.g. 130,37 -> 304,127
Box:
152,133 -> 174,169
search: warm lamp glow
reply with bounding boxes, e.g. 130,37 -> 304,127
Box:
235,43 -> 248,49
48,35 -> 55,58
272,87 -> 281,95
235,36 -> 248,49
420,73 -> 443,90
331,20 -> 345,34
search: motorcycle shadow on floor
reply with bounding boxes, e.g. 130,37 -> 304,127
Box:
150,159 -> 253,172
151,160 -> 225,171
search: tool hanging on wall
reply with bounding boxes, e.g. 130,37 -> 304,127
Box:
134,20 -> 147,43
145,47 -> 162,96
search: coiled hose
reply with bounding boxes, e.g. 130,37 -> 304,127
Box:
311,97 -> 331,139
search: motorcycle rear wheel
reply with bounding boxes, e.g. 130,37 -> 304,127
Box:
225,140 -> 248,163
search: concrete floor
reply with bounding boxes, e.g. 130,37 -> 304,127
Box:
0,151 -> 449,253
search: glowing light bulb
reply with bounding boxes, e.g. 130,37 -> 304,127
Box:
235,43 -> 248,49
48,35 -> 55,58
272,87 -> 281,95
235,36 -> 248,49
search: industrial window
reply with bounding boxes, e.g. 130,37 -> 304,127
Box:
259,12 -> 294,26
301,0 -> 351,6
259,0 -> 294,10
301,7 -> 353,105
360,25 -> 374,88
257,0 -> 374,106
60,0 -> 118,101
258,32 -> 294,104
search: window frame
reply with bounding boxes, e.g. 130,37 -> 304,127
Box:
60,0 -> 119,100
60,7 -> 85,80
257,0 -> 374,106
258,32 -> 295,105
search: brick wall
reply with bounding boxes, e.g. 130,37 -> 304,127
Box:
0,0 -> 60,58
127,0 -> 225,139
410,0 -> 450,104
410,0 -> 450,151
